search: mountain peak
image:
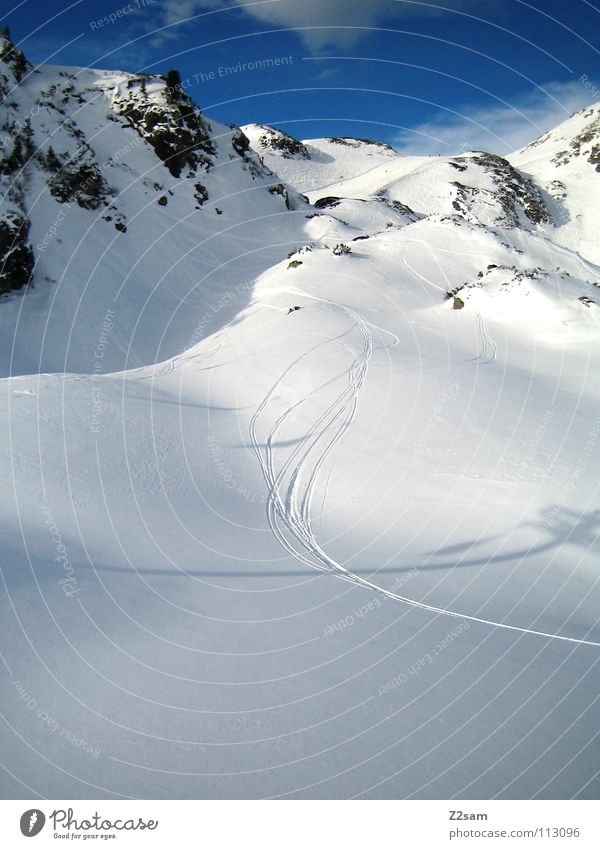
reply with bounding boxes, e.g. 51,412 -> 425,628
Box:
0,25 -> 29,85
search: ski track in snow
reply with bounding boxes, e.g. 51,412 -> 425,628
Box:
124,338 -> 224,382
251,293 -> 600,649
473,313 -> 498,364
250,295 -> 375,587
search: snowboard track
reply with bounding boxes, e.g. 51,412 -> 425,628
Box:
251,293 -> 600,649
473,313 -> 498,364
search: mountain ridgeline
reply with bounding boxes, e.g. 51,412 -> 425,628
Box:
0,28 -> 303,295
0,27 -> 599,376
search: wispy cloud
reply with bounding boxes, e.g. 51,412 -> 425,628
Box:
156,0 -> 501,50
392,81 -> 599,155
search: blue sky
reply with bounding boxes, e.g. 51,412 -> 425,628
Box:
4,0 -> 600,153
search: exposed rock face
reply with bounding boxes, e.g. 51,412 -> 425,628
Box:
521,106 -> 600,173
449,152 -> 551,227
508,102 -> 600,263
267,181 -> 306,210
0,32 -> 306,298
328,137 -> 395,152
314,196 -> 342,209
0,26 -> 29,86
252,124 -> 310,159
44,150 -> 112,210
111,75 -> 216,178
0,213 -> 33,293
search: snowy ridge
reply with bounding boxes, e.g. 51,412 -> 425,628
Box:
242,123 -> 399,194
510,102 -> 600,263
0,36 -> 307,375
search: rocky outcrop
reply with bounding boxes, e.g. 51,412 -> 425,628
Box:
0,213 -> 34,294
450,152 -> 551,227
112,74 -> 216,178
253,124 -> 309,159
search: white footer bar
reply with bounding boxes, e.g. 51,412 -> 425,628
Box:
0,800 -> 598,848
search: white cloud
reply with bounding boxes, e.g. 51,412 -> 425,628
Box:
157,0 -> 498,49
392,81 -> 598,156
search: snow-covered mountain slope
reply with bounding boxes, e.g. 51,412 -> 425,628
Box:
0,34 -> 306,376
510,103 -> 600,264
242,123 -> 398,194
3,214 -> 600,800
2,32 -> 600,800
244,123 -> 552,225
308,151 -> 551,230
246,111 -> 600,264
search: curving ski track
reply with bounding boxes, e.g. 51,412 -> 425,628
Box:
250,295 -> 600,648
472,313 -> 498,364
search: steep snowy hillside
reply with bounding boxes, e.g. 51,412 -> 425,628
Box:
1,33 -> 600,801
510,102 -> 600,264
0,32 -> 306,375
